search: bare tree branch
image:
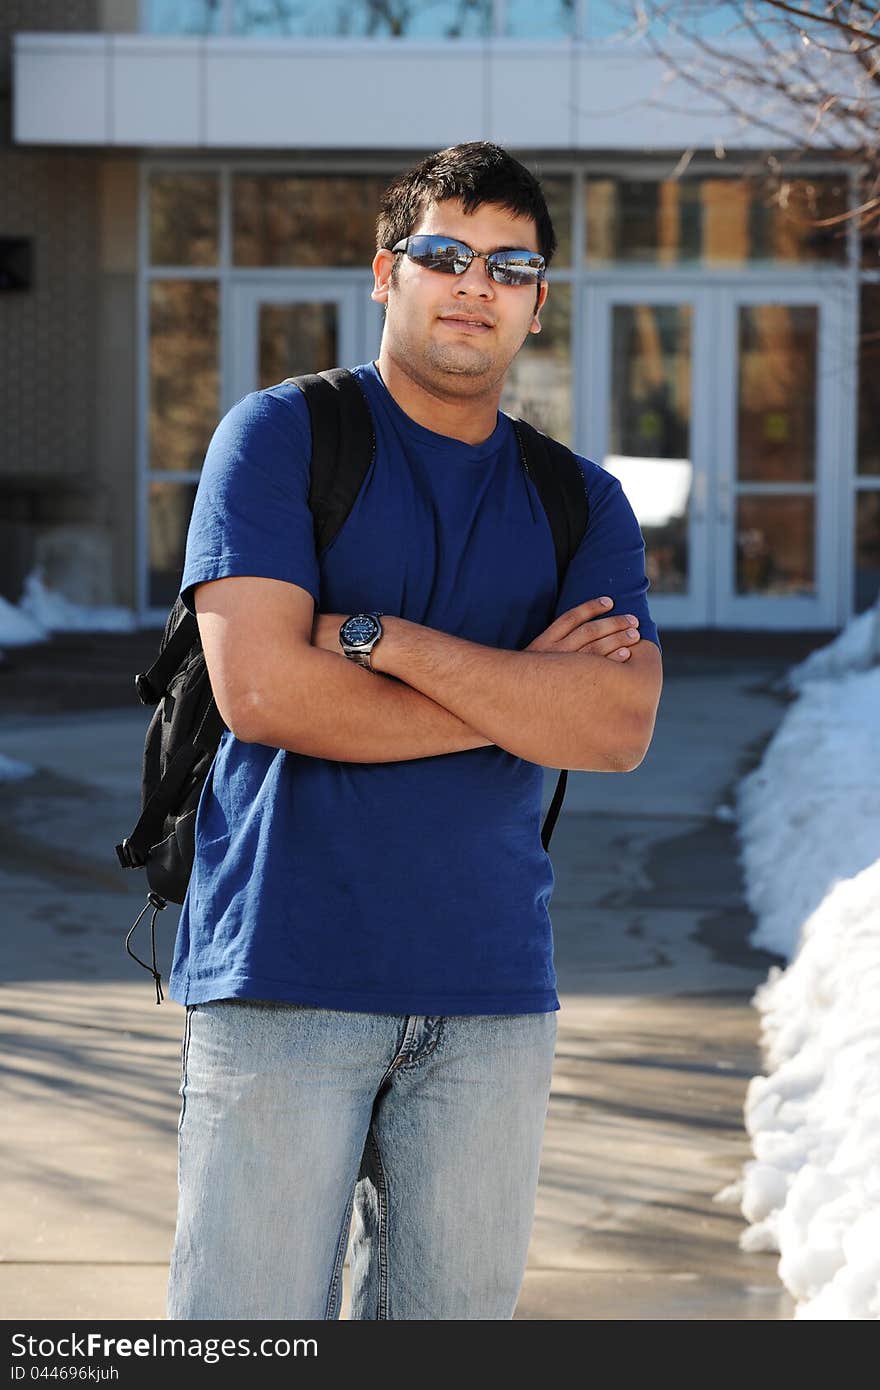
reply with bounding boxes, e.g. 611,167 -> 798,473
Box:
746,0 -> 879,45
623,1 -> 880,244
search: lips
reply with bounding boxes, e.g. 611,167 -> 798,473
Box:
439,315 -> 493,331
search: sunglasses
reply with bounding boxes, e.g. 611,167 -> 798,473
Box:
391,234 -> 545,287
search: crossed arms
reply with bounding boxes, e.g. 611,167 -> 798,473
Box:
193,575 -> 662,774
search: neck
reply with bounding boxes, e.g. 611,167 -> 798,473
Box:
374,348 -> 501,447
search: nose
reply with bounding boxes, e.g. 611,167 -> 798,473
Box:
453,254 -> 495,297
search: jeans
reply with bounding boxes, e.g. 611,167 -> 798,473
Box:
165,999 -> 558,1320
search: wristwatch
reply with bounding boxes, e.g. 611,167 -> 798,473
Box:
339,612 -> 385,671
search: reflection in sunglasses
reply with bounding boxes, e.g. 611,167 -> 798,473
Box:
391,235 -> 545,286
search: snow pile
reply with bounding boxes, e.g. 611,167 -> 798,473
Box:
0,594 -> 45,649
726,599 -> 880,1319
786,604 -> 880,692
17,570 -> 137,633
0,753 -> 35,783
0,570 -> 137,660
735,863 -> 880,1318
737,668 -> 880,959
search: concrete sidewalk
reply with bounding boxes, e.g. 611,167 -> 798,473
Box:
0,640 -> 801,1320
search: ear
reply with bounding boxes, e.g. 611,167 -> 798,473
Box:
529,279 -> 549,334
371,249 -> 394,305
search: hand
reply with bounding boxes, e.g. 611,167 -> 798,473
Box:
525,596 -> 641,662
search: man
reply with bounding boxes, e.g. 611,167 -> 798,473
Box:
165,141 -> 662,1321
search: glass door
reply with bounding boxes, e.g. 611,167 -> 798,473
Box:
586,281 -> 843,628
713,285 -> 842,628
585,285 -> 712,626
227,278 -> 382,405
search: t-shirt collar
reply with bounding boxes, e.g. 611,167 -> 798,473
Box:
359,359 -> 510,462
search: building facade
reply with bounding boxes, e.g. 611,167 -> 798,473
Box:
5,2 -> 880,629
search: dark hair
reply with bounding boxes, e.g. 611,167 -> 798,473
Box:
376,141 -> 557,287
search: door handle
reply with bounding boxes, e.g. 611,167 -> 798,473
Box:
692,468 -> 707,523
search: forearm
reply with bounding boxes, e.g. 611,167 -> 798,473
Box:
372,616 -> 656,772
241,645 -> 493,762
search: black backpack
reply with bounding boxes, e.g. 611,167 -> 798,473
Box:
116,367 -> 589,1001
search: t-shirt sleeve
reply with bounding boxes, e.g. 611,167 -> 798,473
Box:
179,386 -> 320,617
554,456 -> 661,652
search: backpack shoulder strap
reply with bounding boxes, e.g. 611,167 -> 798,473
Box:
281,367 -> 376,554
511,418 -> 589,590
510,418 -> 591,853
134,597 -> 199,705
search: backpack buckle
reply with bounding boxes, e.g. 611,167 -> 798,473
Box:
134,673 -> 159,705
116,837 -> 145,870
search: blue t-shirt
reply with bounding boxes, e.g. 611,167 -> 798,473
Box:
168,360 -> 660,1014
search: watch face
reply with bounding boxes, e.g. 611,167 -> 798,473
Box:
342,614 -> 380,647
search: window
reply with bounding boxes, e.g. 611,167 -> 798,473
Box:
233,174 -> 388,267
143,0 -> 491,37
149,172 -> 219,267
585,176 -> 849,267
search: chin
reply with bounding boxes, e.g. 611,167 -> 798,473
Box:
424,343 -> 494,379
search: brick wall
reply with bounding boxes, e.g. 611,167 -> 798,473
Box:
1,2 -> 139,607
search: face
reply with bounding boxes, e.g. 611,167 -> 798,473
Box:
371,198 -> 549,399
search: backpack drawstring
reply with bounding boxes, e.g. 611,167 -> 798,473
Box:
125,890 -> 167,1004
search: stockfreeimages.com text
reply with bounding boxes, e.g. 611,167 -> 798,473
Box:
10,1334 -> 317,1364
